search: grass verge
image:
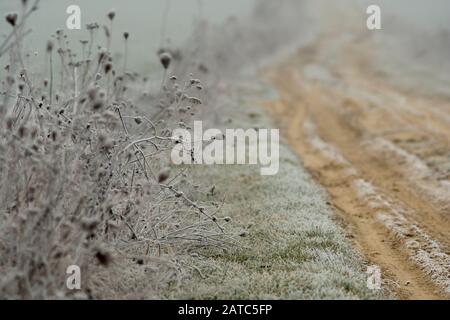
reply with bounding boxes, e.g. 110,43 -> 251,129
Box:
162,78 -> 382,300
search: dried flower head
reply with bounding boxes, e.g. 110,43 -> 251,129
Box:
107,9 -> 116,21
46,40 -> 54,53
104,63 -> 112,74
95,248 -> 112,267
158,168 -> 170,183
159,52 -> 172,70
123,32 -> 129,40
18,126 -> 28,139
5,13 -> 18,27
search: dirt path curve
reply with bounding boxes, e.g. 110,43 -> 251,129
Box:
264,32 -> 450,299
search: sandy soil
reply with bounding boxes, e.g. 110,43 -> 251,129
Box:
264,32 -> 450,299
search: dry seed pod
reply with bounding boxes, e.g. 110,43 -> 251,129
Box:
95,248 -> 112,266
107,9 -> 116,21
5,13 -> 18,27
159,52 -> 172,70
46,40 -> 54,53
104,63 -> 112,74
157,168 -> 170,183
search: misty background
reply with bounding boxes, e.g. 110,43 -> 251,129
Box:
0,0 -> 256,72
1,0 -> 450,87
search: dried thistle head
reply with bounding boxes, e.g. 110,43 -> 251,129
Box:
158,168 -> 170,183
95,248 -> 112,267
46,40 -> 54,53
107,9 -> 116,21
104,63 -> 112,74
18,126 -> 28,139
5,13 -> 18,27
159,52 -> 172,70
92,100 -> 104,111
123,32 -> 129,40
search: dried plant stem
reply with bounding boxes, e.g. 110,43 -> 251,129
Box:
48,52 -> 53,105
160,69 -> 167,91
107,21 -> 113,52
123,39 -> 128,74
73,66 -> 79,115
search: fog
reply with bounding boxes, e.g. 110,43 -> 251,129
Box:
1,1 -> 450,74
0,0 -> 256,71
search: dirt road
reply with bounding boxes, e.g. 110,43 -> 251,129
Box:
265,32 -> 450,299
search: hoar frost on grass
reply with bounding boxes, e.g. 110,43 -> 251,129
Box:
163,79 -> 381,300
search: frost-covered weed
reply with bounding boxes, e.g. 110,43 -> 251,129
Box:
0,0 -> 229,299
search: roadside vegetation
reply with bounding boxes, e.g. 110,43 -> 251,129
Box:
0,0 -> 229,299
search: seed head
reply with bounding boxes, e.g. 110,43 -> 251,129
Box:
46,40 -> 54,53
5,13 -> 18,27
18,126 -> 28,139
123,32 -> 129,40
104,63 -> 112,74
92,100 -> 104,110
95,248 -> 112,267
159,52 -> 172,70
158,168 -> 170,183
107,9 -> 116,21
